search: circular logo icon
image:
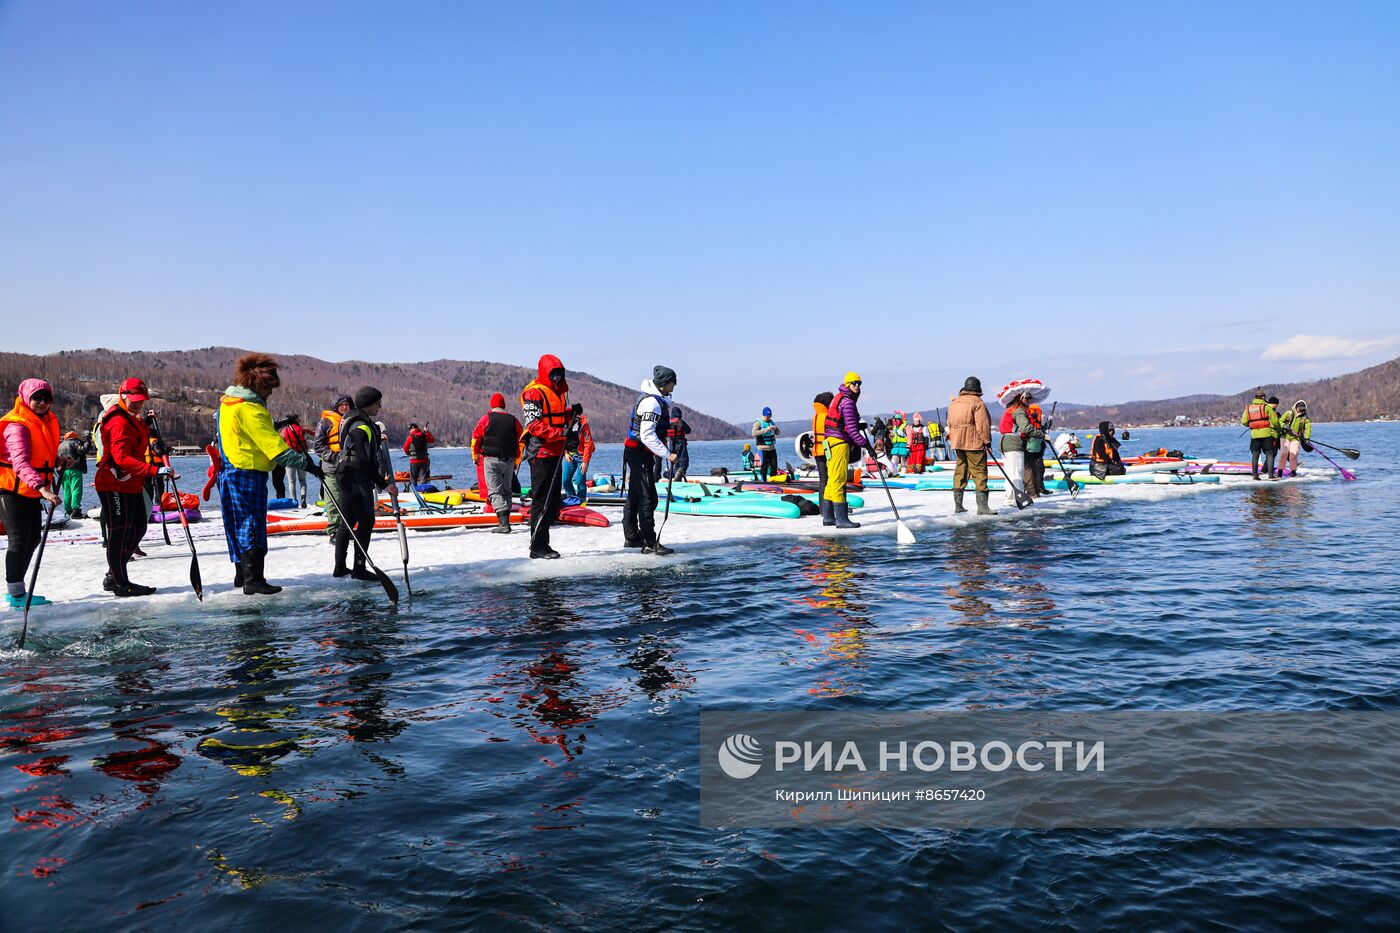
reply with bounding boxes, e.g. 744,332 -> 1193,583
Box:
717,733 -> 763,779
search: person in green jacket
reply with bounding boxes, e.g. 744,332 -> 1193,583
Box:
1240,389 -> 1282,480
1277,400 -> 1313,476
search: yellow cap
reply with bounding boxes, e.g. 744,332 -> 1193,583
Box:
843,371 -> 862,385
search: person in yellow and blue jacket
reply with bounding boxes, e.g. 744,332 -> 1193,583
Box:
215,353 -> 319,595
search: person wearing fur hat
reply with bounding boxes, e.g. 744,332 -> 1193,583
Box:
312,394 -> 353,541
215,353 -> 318,595
1,378 -> 66,609
471,392 -> 524,533
623,365 -> 679,555
333,387 -> 391,580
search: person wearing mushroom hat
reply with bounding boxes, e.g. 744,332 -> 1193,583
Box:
946,376 -> 994,515
998,389 -> 1036,507
216,353 -> 319,594
0,378 -> 65,608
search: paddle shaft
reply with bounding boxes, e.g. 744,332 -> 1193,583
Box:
864,434 -> 909,522
18,500 -> 57,649
1045,403 -> 1079,497
382,438 -> 412,596
986,444 -> 1033,509
147,410 -> 203,600
320,471 -> 399,605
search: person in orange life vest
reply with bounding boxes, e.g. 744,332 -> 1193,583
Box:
1090,422 -> 1126,478
561,403 -> 595,501
1240,389 -> 1282,480
279,414 -> 310,507
312,394 -> 353,542
663,406 -> 691,481
1,379 -> 68,608
1025,403 -> 1051,496
472,392 -> 524,533
94,378 -> 168,597
520,354 -> 571,559
402,422 -> 437,489
811,392 -> 834,508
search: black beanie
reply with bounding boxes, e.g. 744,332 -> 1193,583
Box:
962,376 -> 982,394
672,407 -> 683,418
653,365 -> 677,386
354,386 -> 382,409
333,394 -> 353,409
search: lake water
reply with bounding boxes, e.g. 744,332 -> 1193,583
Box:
3,424 -> 1398,929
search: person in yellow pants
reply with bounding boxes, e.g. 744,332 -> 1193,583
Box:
821,372 -> 871,529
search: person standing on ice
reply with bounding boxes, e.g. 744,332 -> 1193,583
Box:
472,392 -> 524,533
1090,422 -> 1125,477
333,387 -> 391,580
947,377 -> 995,515
0,378 -> 66,609
906,412 -> 928,474
822,372 -> 870,529
1240,389 -> 1282,481
664,407 -> 691,482
216,353 -> 319,595
998,390 -> 1036,506
810,391 -> 834,509
520,354 -> 571,559
561,403 -> 595,502
279,414 -> 310,507
1277,400 -> 1313,476
1025,403 -> 1051,496
94,378 -> 165,597
402,422 -> 436,489
623,365 -> 678,555
56,430 -> 89,519
752,407 -> 780,481
313,394 -> 352,539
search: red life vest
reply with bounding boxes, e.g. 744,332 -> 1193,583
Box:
1245,402 -> 1271,430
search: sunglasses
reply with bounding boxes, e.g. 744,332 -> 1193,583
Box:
30,391 -> 53,404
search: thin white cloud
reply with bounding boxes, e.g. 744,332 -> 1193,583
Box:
1261,334 -> 1396,362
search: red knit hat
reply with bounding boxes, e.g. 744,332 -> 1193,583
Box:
489,392 -> 505,408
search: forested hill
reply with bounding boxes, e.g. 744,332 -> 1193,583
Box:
1054,355 -> 1400,427
0,348 -> 742,446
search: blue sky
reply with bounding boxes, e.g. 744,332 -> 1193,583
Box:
2,1 -> 1397,419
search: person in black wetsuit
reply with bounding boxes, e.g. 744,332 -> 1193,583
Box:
333,386 -> 392,580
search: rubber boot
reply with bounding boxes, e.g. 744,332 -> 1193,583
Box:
351,553 -> 377,582
953,489 -> 967,514
833,502 -> 860,529
242,548 -> 282,596
333,534 -> 351,577
975,491 -> 996,516
493,513 -> 512,534
821,499 -> 836,526
233,561 -> 244,588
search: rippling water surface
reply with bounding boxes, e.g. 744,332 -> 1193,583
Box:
4,425 -> 1399,929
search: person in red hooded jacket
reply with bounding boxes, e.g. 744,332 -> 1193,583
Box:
402,422 -> 437,489
519,354 -> 571,559
94,377 -> 165,597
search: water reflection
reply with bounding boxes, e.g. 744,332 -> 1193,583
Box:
195,621 -> 303,777
93,661 -> 181,799
791,538 -> 873,697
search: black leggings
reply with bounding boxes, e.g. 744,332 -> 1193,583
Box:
0,491 -> 43,589
1250,437 -> 1277,477
99,490 -> 149,585
623,445 -> 660,545
410,462 -> 430,487
760,448 -> 777,481
334,477 -> 376,565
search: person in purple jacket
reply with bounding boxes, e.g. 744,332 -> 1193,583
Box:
821,371 -> 871,529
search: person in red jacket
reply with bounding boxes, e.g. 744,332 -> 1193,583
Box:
279,414 -> 310,507
561,403 -> 595,503
519,354 -> 571,559
93,378 -> 165,597
471,393 -> 524,533
402,422 -> 436,489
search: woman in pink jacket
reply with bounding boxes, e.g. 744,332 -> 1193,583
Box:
1,379 -> 66,608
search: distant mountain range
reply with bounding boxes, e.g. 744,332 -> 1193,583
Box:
0,348 -> 742,446
1052,355 -> 1400,427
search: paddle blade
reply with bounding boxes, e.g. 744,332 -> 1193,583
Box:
895,521 -> 917,545
376,568 -> 400,606
190,558 -> 203,601
1341,448 -> 1361,460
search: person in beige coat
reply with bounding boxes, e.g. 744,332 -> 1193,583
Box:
946,376 -> 995,515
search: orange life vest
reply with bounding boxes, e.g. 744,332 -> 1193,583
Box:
320,409 -> 343,453
1245,402 -> 1271,430
812,402 -> 829,448
520,379 -> 569,430
0,399 -> 60,498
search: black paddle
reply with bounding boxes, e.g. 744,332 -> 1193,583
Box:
381,438 -> 413,599
17,499 -> 57,649
1302,437 -> 1360,460
146,409 -> 203,600
319,475 -> 399,606
1044,402 -> 1080,498
987,445 -> 1034,510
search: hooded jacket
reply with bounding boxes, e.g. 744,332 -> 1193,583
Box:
217,385 -> 312,473
1,378 -> 61,497
946,390 -> 992,451
627,378 -> 671,459
94,401 -> 156,494
521,353 -> 570,458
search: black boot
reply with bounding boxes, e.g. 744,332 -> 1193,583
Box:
493,513 -> 512,534
333,534 -> 351,577
113,581 -> 157,597
975,491 -> 996,516
833,502 -> 860,529
953,489 -> 967,514
821,499 -> 836,526
233,561 -> 244,588
351,553 -> 377,581
242,548 -> 282,595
